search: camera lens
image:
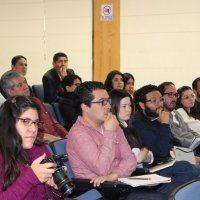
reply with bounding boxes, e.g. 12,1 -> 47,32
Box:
53,167 -> 75,197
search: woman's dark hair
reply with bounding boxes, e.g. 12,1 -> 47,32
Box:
123,72 -> 135,86
62,74 -> 82,91
104,70 -> 125,92
177,86 -> 198,119
109,89 -> 144,148
0,96 -> 41,190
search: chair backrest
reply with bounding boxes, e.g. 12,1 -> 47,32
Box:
52,102 -> 65,126
44,103 -> 57,120
45,143 -> 53,154
32,84 -> 44,102
49,138 -> 74,178
76,189 -> 102,200
169,179 -> 200,200
46,141 -> 102,200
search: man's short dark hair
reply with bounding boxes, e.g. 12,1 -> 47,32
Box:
75,81 -> 106,115
123,72 -> 135,85
158,82 -> 175,94
53,52 -> 68,62
192,77 -> 200,90
11,55 -> 27,66
134,84 -> 159,110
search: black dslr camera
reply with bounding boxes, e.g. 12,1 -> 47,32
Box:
41,154 -> 75,197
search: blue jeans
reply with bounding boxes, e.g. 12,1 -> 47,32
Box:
125,182 -> 182,200
157,161 -> 200,183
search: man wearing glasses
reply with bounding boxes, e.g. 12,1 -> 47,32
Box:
67,81 -> 135,183
67,81 -> 171,200
158,82 -> 200,150
132,84 -> 172,158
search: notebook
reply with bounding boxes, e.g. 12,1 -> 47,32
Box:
149,158 -> 176,173
119,174 -> 171,187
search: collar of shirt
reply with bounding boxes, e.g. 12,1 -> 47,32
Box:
171,111 -> 180,125
119,120 -> 128,128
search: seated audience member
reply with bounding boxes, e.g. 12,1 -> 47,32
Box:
132,84 -> 174,158
67,81 -> 176,200
104,70 -> 125,92
0,96 -> 60,199
110,89 -> 200,183
11,55 -> 33,96
191,77 -> 200,118
42,52 -> 74,103
109,89 -> 153,166
0,70 -> 67,142
123,72 -> 135,98
176,86 -> 200,133
11,55 -> 27,76
59,74 -> 82,131
158,82 -> 200,149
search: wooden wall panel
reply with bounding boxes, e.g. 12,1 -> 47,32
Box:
93,0 -> 120,82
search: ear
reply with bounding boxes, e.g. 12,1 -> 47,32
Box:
139,102 -> 145,110
193,89 -> 197,96
5,88 -> 13,98
81,103 -> 90,113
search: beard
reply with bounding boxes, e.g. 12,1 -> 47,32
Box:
144,106 -> 159,118
163,101 -> 176,112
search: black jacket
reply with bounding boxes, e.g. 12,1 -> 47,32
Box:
42,68 -> 74,103
59,92 -> 78,131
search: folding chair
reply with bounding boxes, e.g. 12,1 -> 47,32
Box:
44,103 -> 57,120
46,139 -> 103,199
52,102 -> 65,126
48,139 -> 132,200
32,84 -> 44,102
169,178 -> 200,200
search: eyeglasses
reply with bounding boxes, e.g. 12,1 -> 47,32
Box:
16,118 -> 42,127
145,97 -> 164,104
163,92 -> 179,98
182,94 -> 196,100
91,98 -> 111,106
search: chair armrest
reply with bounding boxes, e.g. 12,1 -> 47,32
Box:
71,178 -> 132,200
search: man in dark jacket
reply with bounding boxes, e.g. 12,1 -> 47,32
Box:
132,84 -> 173,158
42,52 -> 74,103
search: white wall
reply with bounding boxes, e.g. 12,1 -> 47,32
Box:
121,0 -> 200,89
0,0 -> 92,85
1,0 -> 200,90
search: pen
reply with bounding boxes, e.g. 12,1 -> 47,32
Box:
127,177 -> 151,180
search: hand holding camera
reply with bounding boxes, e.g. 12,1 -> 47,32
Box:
40,154 -> 75,197
31,153 -> 55,184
